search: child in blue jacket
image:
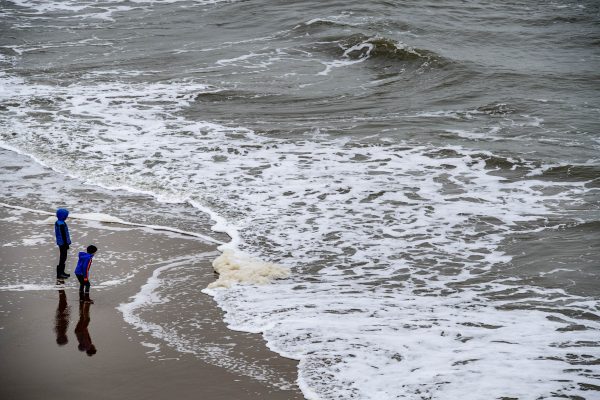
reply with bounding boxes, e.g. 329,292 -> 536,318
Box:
75,245 -> 97,303
54,208 -> 71,279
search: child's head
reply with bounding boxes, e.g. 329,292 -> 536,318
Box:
87,245 -> 98,254
56,208 -> 69,221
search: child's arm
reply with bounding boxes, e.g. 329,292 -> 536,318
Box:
59,223 -> 69,247
84,258 -> 93,282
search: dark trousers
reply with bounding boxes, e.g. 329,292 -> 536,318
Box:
76,274 -> 90,293
57,245 -> 69,276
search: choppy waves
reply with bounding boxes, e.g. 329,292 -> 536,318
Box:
1,0 -> 599,398
1,70 -> 598,398
7,0 -> 234,16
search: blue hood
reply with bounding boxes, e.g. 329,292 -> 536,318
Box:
56,208 -> 69,221
54,209 -> 71,246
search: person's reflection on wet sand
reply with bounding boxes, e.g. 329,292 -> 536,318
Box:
75,299 -> 97,356
54,289 -> 70,346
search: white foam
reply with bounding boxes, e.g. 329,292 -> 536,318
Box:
0,277 -> 137,292
140,341 -> 161,354
6,0 -> 234,17
214,281 -> 600,400
415,109 -> 478,119
317,46 -> 370,76
117,253 -> 296,389
21,236 -> 48,246
206,249 -> 290,289
0,283 -> 65,291
97,274 -> 136,287
445,126 -> 503,141
1,66 -> 597,399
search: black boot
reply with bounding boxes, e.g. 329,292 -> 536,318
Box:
59,264 -> 70,278
83,292 -> 94,304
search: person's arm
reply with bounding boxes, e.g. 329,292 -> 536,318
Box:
59,223 -> 69,248
84,258 -> 93,282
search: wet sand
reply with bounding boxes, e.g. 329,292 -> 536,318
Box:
0,207 -> 303,400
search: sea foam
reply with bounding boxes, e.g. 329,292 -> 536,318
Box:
1,57 -> 598,400
208,249 -> 289,288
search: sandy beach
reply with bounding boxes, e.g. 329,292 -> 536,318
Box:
0,206 -> 303,400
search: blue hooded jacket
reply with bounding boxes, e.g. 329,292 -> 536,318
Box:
54,208 -> 71,246
74,252 -> 94,279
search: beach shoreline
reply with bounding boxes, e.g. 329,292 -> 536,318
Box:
2,0 -> 599,395
0,205 -> 303,400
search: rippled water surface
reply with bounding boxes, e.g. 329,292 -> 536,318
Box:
1,0 -> 599,399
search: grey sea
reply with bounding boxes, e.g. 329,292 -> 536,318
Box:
1,1 -> 599,399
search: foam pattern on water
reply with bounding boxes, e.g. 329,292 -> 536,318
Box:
212,281 -> 600,399
117,252 -> 298,390
7,0 -> 233,17
1,72 -> 598,399
209,250 -> 290,288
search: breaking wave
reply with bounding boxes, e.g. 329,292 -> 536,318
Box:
339,34 -> 447,66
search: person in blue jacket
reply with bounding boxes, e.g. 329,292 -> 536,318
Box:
75,245 -> 97,303
54,208 -> 72,279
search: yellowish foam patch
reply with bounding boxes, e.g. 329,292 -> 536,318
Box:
208,250 -> 290,288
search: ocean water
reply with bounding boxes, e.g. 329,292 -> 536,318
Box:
1,0 -> 599,398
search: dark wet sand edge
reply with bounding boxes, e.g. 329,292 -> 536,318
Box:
0,208 -> 304,400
